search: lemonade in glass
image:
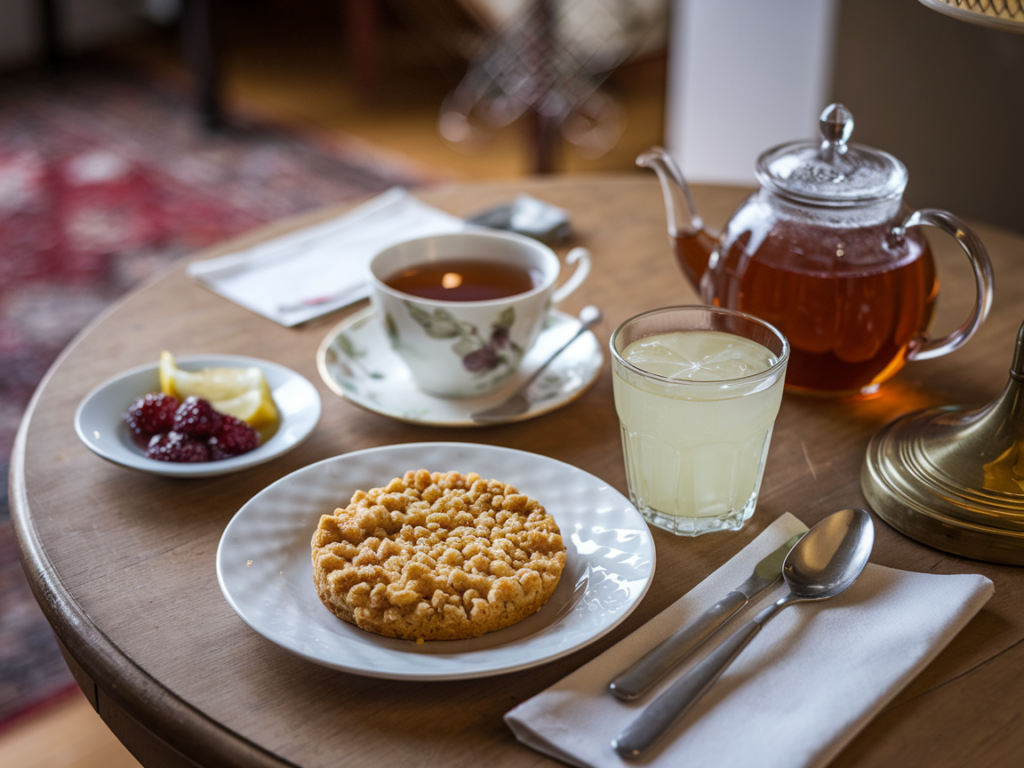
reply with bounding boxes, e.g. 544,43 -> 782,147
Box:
611,307 -> 789,535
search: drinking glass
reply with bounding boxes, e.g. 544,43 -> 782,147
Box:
611,306 -> 789,535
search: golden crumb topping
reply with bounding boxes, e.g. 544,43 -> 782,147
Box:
311,470 -> 565,641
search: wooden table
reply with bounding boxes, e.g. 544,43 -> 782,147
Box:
10,177 -> 1024,767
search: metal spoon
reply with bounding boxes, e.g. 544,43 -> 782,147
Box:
612,508 -> 875,759
470,305 -> 602,423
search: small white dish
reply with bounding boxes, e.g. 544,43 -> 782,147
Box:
74,355 -> 321,478
317,307 -> 603,426
216,442 -> 655,680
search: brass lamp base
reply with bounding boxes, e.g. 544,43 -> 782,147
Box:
892,0 -> 1024,563
861,323 -> 1024,566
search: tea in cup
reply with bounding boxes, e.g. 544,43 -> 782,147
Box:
368,230 -> 590,397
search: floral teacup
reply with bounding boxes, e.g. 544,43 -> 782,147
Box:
368,230 -> 590,398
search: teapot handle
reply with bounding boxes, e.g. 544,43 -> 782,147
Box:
899,209 -> 994,361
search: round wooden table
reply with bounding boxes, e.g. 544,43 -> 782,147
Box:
11,177 -> 1024,767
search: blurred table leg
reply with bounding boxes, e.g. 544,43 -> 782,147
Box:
347,0 -> 379,93
181,0 -> 223,129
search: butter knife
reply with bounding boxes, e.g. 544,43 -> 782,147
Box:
608,532 -> 805,701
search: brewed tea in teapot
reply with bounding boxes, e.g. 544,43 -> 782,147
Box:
641,104 -> 993,397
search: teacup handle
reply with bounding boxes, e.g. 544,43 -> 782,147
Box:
552,247 -> 592,304
899,209 -> 994,361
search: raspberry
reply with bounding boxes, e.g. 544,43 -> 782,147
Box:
146,431 -> 210,463
125,393 -> 179,438
208,416 -> 260,460
172,396 -> 223,437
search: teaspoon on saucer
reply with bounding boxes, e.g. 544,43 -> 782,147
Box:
612,508 -> 875,759
471,305 -> 602,423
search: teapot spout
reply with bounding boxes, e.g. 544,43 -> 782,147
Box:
637,146 -> 715,290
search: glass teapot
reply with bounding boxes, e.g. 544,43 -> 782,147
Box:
638,103 -> 994,398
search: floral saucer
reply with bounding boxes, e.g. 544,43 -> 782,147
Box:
316,307 -> 603,426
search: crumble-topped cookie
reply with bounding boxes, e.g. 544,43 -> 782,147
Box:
311,469 -> 566,641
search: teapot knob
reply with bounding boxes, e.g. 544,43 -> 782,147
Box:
819,103 -> 854,158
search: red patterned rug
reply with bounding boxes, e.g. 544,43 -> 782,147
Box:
0,62 -> 429,730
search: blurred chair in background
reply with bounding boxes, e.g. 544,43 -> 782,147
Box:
436,0 -> 666,173
174,0 -> 666,172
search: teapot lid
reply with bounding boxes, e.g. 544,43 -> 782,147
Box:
755,104 -> 908,207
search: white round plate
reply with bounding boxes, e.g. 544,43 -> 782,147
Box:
74,355 -> 321,478
216,442 -> 655,680
316,307 -> 603,426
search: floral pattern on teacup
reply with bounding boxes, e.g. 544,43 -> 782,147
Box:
331,331 -> 384,380
404,303 -> 524,376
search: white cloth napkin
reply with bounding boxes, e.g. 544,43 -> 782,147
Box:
505,513 -> 994,768
186,187 -> 464,326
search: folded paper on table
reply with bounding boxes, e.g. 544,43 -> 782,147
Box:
186,187 -> 464,327
505,512 -> 994,768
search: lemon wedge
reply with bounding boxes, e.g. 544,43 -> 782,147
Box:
210,389 -> 278,426
159,351 -> 179,397
159,351 -> 279,428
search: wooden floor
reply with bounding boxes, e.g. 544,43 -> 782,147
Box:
1,7 -> 666,767
0,690 -> 142,768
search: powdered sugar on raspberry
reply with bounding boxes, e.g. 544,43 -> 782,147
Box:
125,394 -> 261,463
